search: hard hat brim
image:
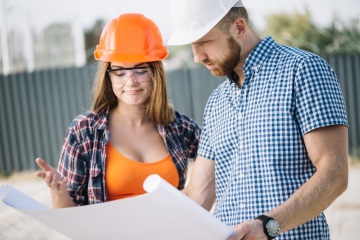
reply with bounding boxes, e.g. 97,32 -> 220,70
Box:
167,0 -> 241,45
167,17 -> 221,46
94,51 -> 169,63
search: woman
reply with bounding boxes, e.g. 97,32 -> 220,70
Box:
35,13 -> 201,208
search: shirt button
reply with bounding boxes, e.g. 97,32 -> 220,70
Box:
240,204 -> 245,209
239,113 -> 243,119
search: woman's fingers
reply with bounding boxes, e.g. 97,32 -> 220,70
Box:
60,177 -> 68,190
50,173 -> 59,188
44,172 -> 67,190
44,171 -> 53,187
35,158 -> 54,172
35,158 -> 67,191
35,171 -> 46,179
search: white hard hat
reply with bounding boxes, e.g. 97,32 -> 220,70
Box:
167,0 -> 244,45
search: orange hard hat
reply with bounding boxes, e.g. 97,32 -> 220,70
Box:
94,13 -> 169,62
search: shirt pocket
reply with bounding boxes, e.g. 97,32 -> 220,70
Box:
89,162 -> 101,178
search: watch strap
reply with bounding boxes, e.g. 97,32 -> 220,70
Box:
255,215 -> 278,239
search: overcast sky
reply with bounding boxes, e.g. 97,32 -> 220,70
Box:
3,0 -> 360,42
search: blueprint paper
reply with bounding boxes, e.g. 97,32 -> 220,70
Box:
0,184 -> 49,210
0,174 -> 233,240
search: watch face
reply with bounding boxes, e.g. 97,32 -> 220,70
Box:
266,219 -> 280,237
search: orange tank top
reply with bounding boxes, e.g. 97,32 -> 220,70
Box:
105,143 -> 179,201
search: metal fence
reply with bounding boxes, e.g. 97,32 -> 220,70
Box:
324,55 -> 360,158
0,66 -> 93,172
1,55 -> 359,173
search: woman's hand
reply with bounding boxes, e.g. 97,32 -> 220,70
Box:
35,158 -> 68,193
35,158 -> 75,208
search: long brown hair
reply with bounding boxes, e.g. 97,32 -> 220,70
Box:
91,61 -> 174,125
146,61 -> 174,125
91,61 -> 117,114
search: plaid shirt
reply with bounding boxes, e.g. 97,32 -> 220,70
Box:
58,109 -> 201,205
198,36 -> 348,239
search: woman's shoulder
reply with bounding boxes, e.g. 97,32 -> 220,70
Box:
69,111 -> 96,127
173,110 -> 193,123
170,110 -> 201,130
67,111 -> 109,135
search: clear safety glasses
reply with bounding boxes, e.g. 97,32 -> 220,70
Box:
107,65 -> 154,84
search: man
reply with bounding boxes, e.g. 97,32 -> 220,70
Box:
167,0 -> 349,239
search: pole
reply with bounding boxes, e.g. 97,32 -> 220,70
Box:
0,0 -> 10,75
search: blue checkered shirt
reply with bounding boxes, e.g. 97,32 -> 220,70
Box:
198,36 -> 348,239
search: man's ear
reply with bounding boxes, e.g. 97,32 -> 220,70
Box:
233,17 -> 247,38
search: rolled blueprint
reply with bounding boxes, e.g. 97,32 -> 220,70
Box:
0,175 -> 233,240
0,184 -> 48,210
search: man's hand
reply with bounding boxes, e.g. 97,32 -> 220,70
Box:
227,219 -> 267,240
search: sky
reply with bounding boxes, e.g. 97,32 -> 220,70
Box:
3,0 -> 360,43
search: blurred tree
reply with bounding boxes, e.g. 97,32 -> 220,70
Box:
321,19 -> 360,54
261,8 -> 360,56
84,19 -> 106,63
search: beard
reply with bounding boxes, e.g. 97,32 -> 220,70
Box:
202,36 -> 241,77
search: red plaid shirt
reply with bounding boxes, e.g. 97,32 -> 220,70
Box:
58,109 -> 201,205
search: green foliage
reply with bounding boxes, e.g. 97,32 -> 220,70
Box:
0,171 -> 12,179
261,8 -> 360,56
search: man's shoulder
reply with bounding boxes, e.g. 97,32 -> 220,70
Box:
274,42 -> 320,63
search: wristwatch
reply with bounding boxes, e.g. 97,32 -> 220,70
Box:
255,215 -> 280,239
